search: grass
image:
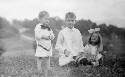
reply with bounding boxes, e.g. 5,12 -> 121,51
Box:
1,35 -> 34,51
0,35 -> 125,77
0,35 -> 99,77
0,52 -> 101,77
1,51 -> 124,77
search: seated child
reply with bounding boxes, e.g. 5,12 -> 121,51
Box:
55,12 -> 84,66
75,28 -> 103,66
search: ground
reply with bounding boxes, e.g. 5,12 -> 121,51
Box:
0,35 -> 122,77
0,50 -> 101,77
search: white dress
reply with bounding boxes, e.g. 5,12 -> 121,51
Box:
84,44 -> 102,60
34,23 -> 55,57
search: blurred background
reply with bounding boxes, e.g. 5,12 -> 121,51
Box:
0,0 -> 125,76
0,15 -> 125,56
0,0 -> 125,62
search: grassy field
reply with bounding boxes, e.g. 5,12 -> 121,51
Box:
0,35 -> 125,77
0,50 -> 101,77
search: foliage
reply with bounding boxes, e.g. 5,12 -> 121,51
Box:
75,19 -> 92,35
11,17 -> 125,56
0,17 -> 19,38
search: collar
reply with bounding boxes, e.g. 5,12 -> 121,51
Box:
39,23 -> 51,31
66,27 -> 75,32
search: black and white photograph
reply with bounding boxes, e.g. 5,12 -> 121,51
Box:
0,0 -> 125,77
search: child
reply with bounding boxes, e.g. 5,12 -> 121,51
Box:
84,28 -> 103,66
55,12 -> 84,66
34,11 -> 55,76
75,28 -> 103,67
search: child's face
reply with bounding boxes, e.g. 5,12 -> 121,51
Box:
39,15 -> 50,26
91,33 -> 99,43
65,17 -> 76,29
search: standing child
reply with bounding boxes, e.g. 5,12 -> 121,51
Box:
83,28 -> 103,66
55,12 -> 84,66
34,11 -> 55,76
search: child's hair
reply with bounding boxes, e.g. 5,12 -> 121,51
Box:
65,12 -> 76,20
38,11 -> 49,19
88,32 -> 102,47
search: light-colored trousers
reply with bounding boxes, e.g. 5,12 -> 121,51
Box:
37,57 -> 50,75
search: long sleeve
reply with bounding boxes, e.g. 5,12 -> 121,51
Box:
98,44 -> 103,52
79,34 -> 84,52
34,25 -> 43,39
49,30 -> 55,40
34,24 -> 51,40
55,31 -> 65,55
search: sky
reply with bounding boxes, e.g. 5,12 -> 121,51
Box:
0,0 -> 125,28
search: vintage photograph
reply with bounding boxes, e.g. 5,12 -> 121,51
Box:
0,0 -> 125,77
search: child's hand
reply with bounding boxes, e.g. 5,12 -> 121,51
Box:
49,35 -> 54,40
48,31 -> 55,40
64,49 -> 70,57
78,52 -> 84,57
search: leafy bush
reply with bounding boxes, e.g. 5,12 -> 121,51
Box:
0,17 -> 19,38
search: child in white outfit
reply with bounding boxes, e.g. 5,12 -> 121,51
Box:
34,11 -> 55,76
55,12 -> 84,66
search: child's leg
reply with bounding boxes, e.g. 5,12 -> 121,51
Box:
42,57 -> 50,76
37,57 -> 43,73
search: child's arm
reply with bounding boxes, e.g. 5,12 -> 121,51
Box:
34,25 -> 49,40
79,33 -> 85,53
99,44 -> 103,52
49,30 -> 55,40
98,44 -> 103,55
84,44 -> 89,54
55,31 -> 65,55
